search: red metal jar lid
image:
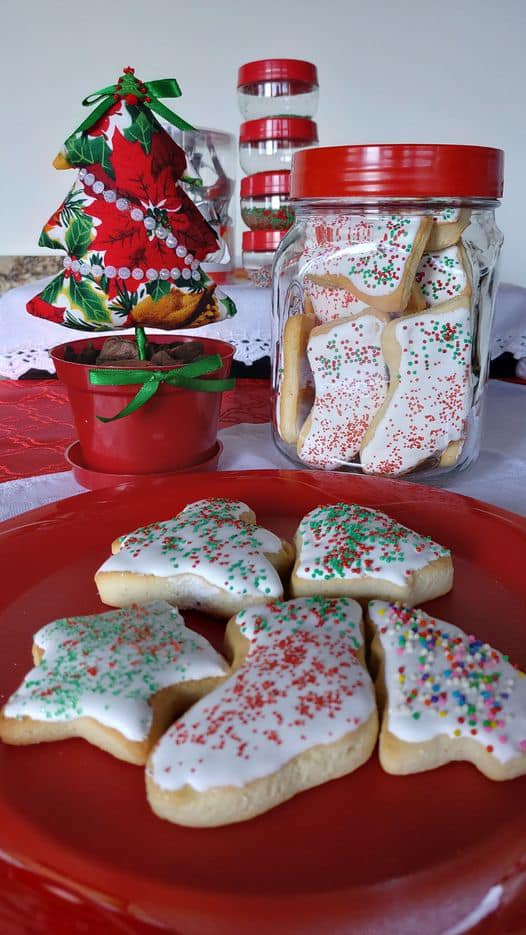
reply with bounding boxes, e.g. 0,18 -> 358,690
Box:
240,118 -> 318,144
238,59 -> 318,88
240,171 -> 291,197
242,230 -> 288,252
291,144 -> 504,199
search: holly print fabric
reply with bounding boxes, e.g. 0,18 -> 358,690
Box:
27,76 -> 236,330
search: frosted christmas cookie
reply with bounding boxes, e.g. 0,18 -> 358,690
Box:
304,216 -> 432,314
0,602 -> 228,765
290,503 -> 452,604
409,244 -> 471,309
426,207 -> 471,252
304,278 -> 369,323
368,601 -> 526,780
278,309 -> 316,444
296,311 -> 388,469
95,498 -> 294,618
360,298 -> 473,476
146,596 -> 377,826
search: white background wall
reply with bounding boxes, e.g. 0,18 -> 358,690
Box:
2,0 -> 525,284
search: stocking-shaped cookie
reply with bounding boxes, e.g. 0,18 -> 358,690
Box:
297,311 -> 388,469
95,498 -> 294,618
360,298 -> 473,475
146,596 -> 377,826
290,503 -> 452,604
409,244 -> 471,309
0,602 -> 228,764
368,601 -> 526,780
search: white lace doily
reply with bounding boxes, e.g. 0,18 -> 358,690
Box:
489,282 -> 526,360
492,334 -> 526,358
0,348 -> 58,380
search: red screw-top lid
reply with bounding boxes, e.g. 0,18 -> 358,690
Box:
238,59 -> 318,88
242,230 -> 288,252
290,144 -> 504,200
240,117 -> 318,144
240,171 -> 291,197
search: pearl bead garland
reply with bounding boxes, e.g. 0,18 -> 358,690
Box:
62,255 -> 202,283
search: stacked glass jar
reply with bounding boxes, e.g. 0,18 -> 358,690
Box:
272,144 -> 504,479
237,59 -> 319,285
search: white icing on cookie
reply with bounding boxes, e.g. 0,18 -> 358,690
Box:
416,246 -> 469,306
98,498 -> 285,600
295,503 -> 449,586
297,314 -> 388,469
369,601 -> 526,765
3,602 -> 228,742
148,596 -> 374,791
360,302 -> 473,476
432,208 -> 461,223
304,279 -> 368,323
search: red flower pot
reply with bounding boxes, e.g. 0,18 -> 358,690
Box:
51,335 -> 234,474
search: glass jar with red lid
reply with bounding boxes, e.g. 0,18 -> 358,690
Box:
242,230 -> 288,287
237,59 -> 319,120
239,118 -> 318,175
241,172 -> 294,232
272,144 -> 504,478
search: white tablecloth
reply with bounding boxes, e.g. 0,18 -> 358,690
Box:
1,380 -> 525,523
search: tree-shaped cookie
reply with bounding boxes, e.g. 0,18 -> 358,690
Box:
28,68 -> 235,331
369,601 -> 526,780
146,596 -> 377,826
0,601 -> 228,764
290,503 -> 453,604
95,498 -> 295,617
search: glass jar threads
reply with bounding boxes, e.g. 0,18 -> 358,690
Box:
272,144 -> 504,478
240,171 -> 293,232
237,59 -> 319,120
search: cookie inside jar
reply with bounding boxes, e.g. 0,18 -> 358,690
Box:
271,144 -> 504,479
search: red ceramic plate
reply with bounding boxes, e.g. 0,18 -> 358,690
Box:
1,470 -> 525,934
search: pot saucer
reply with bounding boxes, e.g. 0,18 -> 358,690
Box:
65,440 -> 223,491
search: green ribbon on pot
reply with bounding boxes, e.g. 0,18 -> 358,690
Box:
89,354 -> 234,423
73,71 -> 196,137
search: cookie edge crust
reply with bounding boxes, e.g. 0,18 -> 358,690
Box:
278,309 -> 316,445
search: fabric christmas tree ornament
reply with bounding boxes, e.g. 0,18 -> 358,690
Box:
28,68 -> 236,330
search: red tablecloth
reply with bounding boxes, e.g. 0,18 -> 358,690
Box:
0,380 -> 270,482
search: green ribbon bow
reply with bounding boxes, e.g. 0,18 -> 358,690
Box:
74,73 -> 196,137
89,354 -> 234,423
